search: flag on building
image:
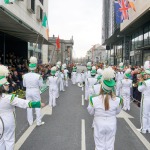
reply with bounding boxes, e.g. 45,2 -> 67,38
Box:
56,36 -> 60,50
114,1 -> 123,24
42,13 -> 48,27
4,0 -> 15,4
118,0 -> 129,20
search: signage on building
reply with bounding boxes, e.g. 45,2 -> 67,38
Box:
125,36 -> 130,60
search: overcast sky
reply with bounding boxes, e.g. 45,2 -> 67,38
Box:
48,0 -> 103,58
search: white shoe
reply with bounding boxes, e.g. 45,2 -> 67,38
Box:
37,122 -> 45,126
137,128 -> 146,134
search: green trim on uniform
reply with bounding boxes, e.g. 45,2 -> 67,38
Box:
10,94 -> 16,103
119,97 -> 123,106
89,96 -> 93,107
138,82 -> 143,86
28,101 -> 41,108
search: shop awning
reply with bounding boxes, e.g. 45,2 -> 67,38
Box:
0,6 -> 52,45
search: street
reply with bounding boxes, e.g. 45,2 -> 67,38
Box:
14,66 -> 150,150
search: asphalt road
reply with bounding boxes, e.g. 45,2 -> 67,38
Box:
14,66 -> 150,150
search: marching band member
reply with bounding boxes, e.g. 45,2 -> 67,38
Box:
138,61 -> 150,134
0,65 -> 45,150
87,67 -> 123,150
87,66 -> 97,97
115,62 -> 124,96
93,68 -> 103,95
71,66 -> 77,85
120,68 -> 132,111
84,62 -> 92,100
63,64 -> 69,87
23,57 -> 45,126
47,66 -> 58,107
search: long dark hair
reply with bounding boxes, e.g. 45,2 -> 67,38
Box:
100,88 -> 115,111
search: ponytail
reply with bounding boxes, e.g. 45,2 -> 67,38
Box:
104,94 -> 109,111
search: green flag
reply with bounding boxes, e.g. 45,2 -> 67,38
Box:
42,13 -> 47,27
4,0 -> 15,4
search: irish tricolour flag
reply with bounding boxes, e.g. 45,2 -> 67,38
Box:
4,0 -> 15,4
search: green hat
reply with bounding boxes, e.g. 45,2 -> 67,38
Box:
102,79 -> 116,93
141,72 -> 146,76
125,73 -> 131,78
0,65 -> 9,86
91,70 -> 96,76
87,66 -> 92,70
51,66 -> 57,76
87,62 -> 92,70
124,68 -> 131,78
101,67 -> 115,93
29,56 -> 37,70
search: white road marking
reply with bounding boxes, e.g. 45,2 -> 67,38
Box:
117,110 -> 150,150
15,105 -> 52,150
81,119 -> 86,150
82,95 -> 84,106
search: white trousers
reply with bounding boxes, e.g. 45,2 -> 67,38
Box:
85,85 -> 89,100
93,117 -> 116,150
122,89 -> 130,110
141,96 -> 150,132
49,88 -> 57,107
116,81 -> 121,96
26,88 -> 42,126
64,79 -> 68,87
0,112 -> 15,150
72,75 -> 76,85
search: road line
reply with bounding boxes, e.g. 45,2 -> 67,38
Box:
125,118 -> 150,150
82,95 -> 84,106
81,119 -> 86,150
15,105 -> 52,150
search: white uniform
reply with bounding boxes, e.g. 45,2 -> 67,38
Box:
84,71 -> 91,100
76,73 -> 82,83
138,79 -> 150,133
0,94 -> 39,150
120,79 -> 132,110
87,95 -> 122,150
47,76 -> 58,107
56,70 -> 63,92
64,69 -> 69,87
23,72 -> 43,126
87,77 -> 97,97
71,72 -> 77,85
60,72 -> 65,91
115,72 -> 124,96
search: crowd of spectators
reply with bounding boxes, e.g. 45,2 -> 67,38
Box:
0,52 -> 74,93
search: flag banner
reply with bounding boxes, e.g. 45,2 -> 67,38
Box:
42,13 -> 47,27
4,0 -> 15,4
56,36 -> 60,50
118,0 -> 129,20
114,1 -> 123,24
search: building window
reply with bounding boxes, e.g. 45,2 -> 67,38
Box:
132,34 -> 135,50
138,28 -> 143,48
31,0 -> 35,12
144,26 -> 149,46
39,0 -> 43,5
135,32 -> 138,49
